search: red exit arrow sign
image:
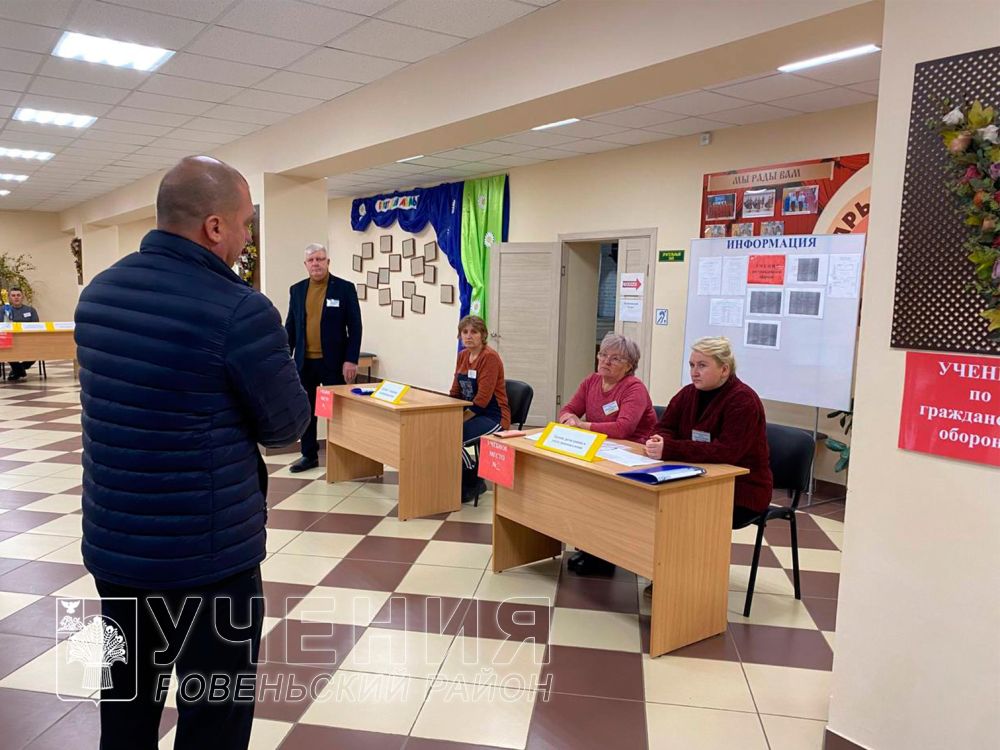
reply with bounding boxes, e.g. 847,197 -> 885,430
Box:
622,279 -> 642,290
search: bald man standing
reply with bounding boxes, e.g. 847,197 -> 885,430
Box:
75,156 -> 310,750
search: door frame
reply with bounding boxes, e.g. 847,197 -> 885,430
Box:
557,227 -> 658,385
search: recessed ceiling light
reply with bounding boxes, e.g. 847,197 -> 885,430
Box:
0,146 -> 54,161
778,44 -> 881,73
0,173 -> 29,182
52,31 -> 174,72
531,118 -> 580,131
0,190 -> 10,197
396,155 -> 424,163
14,108 -> 96,128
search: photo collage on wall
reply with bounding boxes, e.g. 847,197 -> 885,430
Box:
352,236 -> 455,320
699,155 -> 870,239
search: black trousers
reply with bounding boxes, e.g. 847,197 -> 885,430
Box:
7,360 -> 34,377
94,566 -> 264,750
299,357 -> 343,461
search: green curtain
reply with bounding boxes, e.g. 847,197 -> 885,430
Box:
461,174 -> 506,321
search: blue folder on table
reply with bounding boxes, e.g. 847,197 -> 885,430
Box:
617,464 -> 706,484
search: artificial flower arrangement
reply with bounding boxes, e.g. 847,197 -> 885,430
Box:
930,99 -> 1000,340
237,241 -> 258,285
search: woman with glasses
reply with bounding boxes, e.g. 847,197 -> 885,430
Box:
558,332 -> 657,576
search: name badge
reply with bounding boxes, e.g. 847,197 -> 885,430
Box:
326,298 -> 340,308
602,401 -> 619,416
692,430 -> 711,443
468,369 -> 477,379
23,312 -> 32,318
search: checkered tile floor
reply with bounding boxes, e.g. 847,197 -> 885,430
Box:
0,362 -> 846,749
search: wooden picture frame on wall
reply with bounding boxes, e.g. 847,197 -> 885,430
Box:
441,285 -> 455,304
410,256 -> 425,276
401,238 -> 416,258
352,255 -> 363,273
402,280 -> 415,299
423,264 -> 437,284
388,254 -> 401,272
366,271 -> 379,288
361,242 -> 374,259
379,235 -> 392,254
424,241 -> 438,262
391,300 -> 404,318
379,287 -> 391,305
357,283 -> 367,300
378,267 -> 390,286
411,294 -> 426,314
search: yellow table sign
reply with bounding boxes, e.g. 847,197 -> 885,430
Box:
536,421 -> 606,461
371,380 -> 410,404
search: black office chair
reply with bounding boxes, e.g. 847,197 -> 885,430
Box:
733,423 -> 814,617
468,379 -> 534,506
653,404 -> 666,420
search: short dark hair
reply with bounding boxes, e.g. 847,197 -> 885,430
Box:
156,156 -> 247,231
9,286 -> 21,293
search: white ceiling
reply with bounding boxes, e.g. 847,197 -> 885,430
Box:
326,51 -> 880,198
0,0 -> 556,212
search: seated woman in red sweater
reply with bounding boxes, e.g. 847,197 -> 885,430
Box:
449,315 -> 510,502
560,332 -> 658,575
645,336 -> 772,527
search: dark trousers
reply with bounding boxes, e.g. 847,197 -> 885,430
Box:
462,414 -> 501,488
8,360 -> 34,377
95,566 -> 264,750
299,357 -> 343,461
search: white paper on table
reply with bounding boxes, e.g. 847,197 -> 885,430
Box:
696,257 -> 723,296
827,253 -> 862,298
524,432 -> 541,441
619,297 -> 643,322
18,322 -> 47,331
721,256 -> 748,296
52,321 -> 76,330
597,444 -> 660,467
708,298 -> 744,327
0,322 -> 11,332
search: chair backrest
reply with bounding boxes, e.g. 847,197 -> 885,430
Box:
765,423 -> 815,500
653,404 -> 666,421
505,380 -> 534,429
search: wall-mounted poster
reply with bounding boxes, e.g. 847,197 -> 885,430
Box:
705,193 -> 736,221
388,254 -> 401,272
361,242 -> 374,259
391,300 -> 404,318
402,281 -> 415,299
731,223 -> 754,237
411,294 -> 426,314
424,241 -> 438,262
411,256 -> 425,275
703,225 -> 726,238
352,255 -> 363,272
366,271 -> 379,288
378,267 -> 389,286
761,221 -> 785,236
379,235 -> 392,254
700,153 -> 871,239
379,287 -> 391,305
356,283 -> 367,300
423,264 -> 437,284
441,285 -> 455,304
401,238 -> 416,257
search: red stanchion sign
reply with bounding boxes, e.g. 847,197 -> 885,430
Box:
0,332 -> 12,349
315,388 -> 333,419
478,437 -> 515,489
898,351 -> 1000,467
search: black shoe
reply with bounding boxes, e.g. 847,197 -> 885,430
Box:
568,552 -> 616,577
461,478 -> 488,503
567,550 -> 587,572
289,457 -> 319,473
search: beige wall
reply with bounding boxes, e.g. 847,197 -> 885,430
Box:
327,203 -> 461,392
117,217 -> 156,259
828,2 -> 1000,748
81,225 -> 119,287
0,211 -> 78,320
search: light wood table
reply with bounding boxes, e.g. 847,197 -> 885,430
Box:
491,433 -> 748,657
357,352 -> 377,382
323,385 -> 471,520
2,330 -> 77,378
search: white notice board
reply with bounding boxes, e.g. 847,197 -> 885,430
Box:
683,234 -> 865,410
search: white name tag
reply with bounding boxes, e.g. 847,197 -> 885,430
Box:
692,430 -> 711,443
602,401 -> 619,416
468,369 -> 477,379
326,298 -> 340,308
22,312 -> 32,318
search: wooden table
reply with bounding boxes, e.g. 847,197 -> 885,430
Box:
2,330 -> 77,379
491,433 -> 748,657
357,352 -> 377,382
323,385 -> 471,520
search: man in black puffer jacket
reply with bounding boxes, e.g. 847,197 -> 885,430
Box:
75,156 -> 310,750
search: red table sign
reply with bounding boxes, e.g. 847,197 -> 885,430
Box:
898,351 -> 1000,467
315,388 -> 334,419
478,437 -> 515,489
0,332 -> 11,349
747,254 -> 786,285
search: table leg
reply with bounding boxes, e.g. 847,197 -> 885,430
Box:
326,438 -> 383,483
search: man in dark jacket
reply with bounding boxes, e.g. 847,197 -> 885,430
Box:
4,287 -> 41,380
75,156 -> 310,750
285,243 -> 362,472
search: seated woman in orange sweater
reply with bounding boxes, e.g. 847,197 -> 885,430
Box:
559,332 -> 657,576
449,315 -> 510,502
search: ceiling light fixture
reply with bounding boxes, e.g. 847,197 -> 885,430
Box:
396,155 -> 424,163
52,31 -> 174,71
0,173 -> 29,182
0,190 -> 10,197
778,44 -> 881,73
14,108 -> 96,128
0,147 -> 54,161
531,118 -> 580,131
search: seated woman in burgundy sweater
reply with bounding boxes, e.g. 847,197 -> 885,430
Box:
449,315 -> 510,502
559,333 -> 657,576
645,336 -> 773,526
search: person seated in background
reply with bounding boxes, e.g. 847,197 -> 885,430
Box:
4,287 -> 40,381
645,335 -> 773,527
449,314 -> 510,502
559,332 -> 658,576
